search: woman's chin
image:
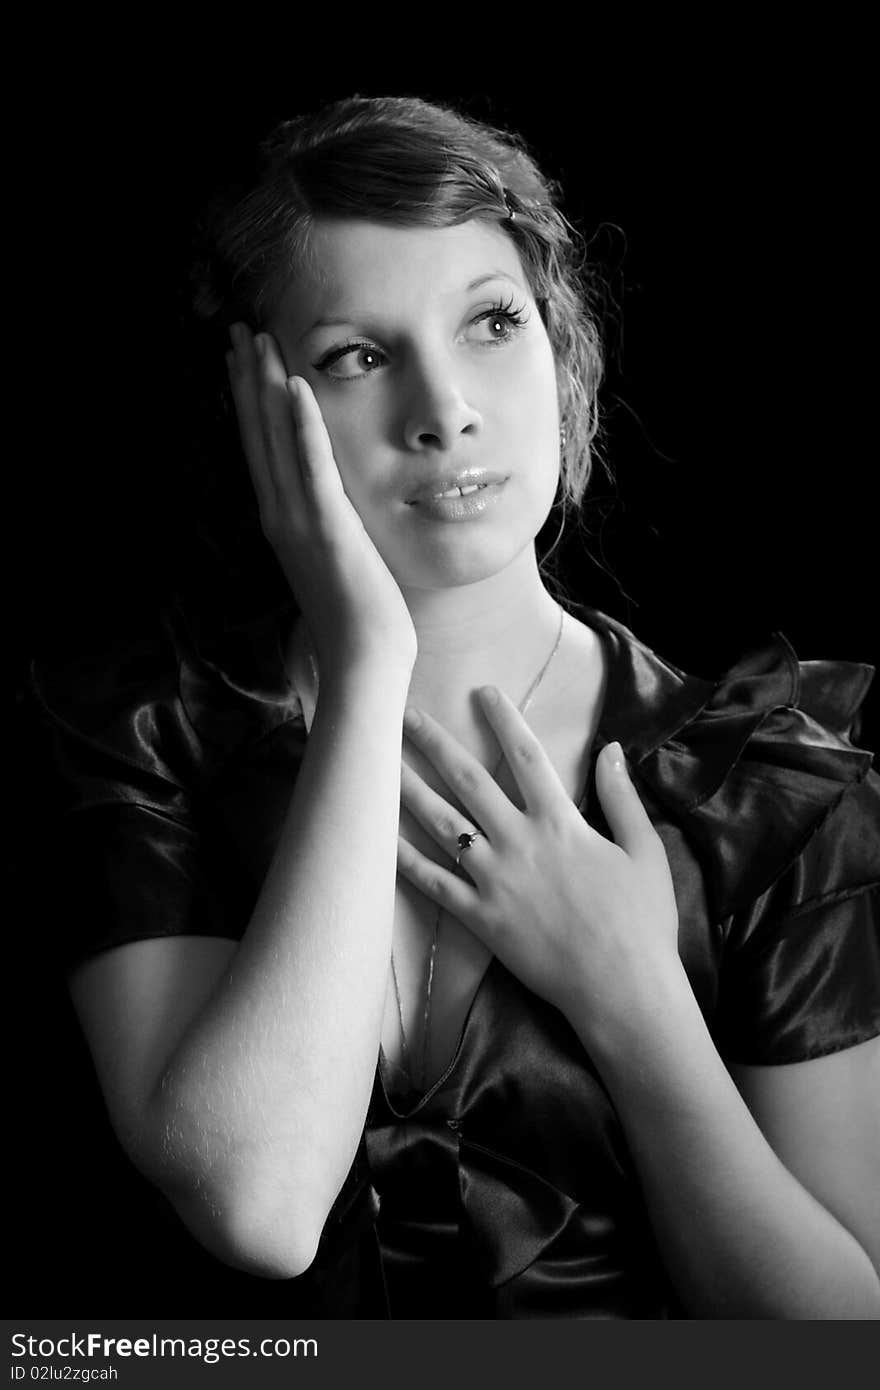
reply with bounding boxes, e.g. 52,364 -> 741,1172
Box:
392,538 -> 538,593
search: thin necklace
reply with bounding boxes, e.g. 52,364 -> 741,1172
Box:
392,604 -> 566,1094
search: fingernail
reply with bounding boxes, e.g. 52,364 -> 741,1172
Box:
480,685 -> 499,706
606,740 -> 624,770
404,706 -> 422,730
254,335 -> 266,359
286,376 -> 299,400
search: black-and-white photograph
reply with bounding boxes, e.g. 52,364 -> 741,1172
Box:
12,45 -> 879,1357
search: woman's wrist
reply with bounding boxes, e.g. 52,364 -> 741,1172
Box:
565,954 -> 703,1087
315,648 -> 415,704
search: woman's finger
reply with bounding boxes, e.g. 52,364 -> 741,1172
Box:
256,334 -> 305,509
594,742 -> 661,860
477,686 -> 565,814
402,707 -> 518,839
226,325 -> 279,518
396,836 -> 487,934
399,762 -> 489,868
286,375 -> 350,520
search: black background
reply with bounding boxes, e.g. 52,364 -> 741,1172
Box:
13,41 -> 876,1315
20,61 -> 877,705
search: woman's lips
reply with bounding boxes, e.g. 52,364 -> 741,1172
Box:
406,471 -> 508,522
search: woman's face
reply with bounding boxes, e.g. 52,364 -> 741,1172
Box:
268,217 -> 561,591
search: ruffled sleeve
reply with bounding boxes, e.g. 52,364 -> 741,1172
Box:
714,773 -> 880,1063
705,641 -> 878,1061
599,619 -> 879,1065
25,604 -> 306,972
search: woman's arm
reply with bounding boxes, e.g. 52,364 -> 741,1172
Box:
167,660 -> 408,1272
70,332 -> 417,1279
577,970 -> 880,1318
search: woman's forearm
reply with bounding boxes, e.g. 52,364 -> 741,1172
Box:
142,661 -> 409,1276
572,965 -> 880,1319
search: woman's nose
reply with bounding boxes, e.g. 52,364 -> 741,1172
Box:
401,353 -> 483,453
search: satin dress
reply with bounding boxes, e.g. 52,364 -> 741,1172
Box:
28,600 -> 880,1318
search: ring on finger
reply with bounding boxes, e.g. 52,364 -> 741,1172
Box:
454,829 -> 485,868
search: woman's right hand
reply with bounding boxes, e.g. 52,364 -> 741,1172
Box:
226,323 -> 417,682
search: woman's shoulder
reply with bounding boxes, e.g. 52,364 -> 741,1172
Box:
26,611 -> 193,800
581,604 -> 877,918
25,599 -> 306,788
23,597 -> 308,811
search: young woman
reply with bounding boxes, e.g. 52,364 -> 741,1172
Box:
30,95 -> 879,1318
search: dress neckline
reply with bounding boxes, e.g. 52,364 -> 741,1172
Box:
377,953 -> 500,1117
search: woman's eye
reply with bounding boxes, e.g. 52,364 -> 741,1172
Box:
314,343 -> 387,381
468,301 -> 530,346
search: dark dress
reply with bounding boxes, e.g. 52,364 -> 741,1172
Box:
26,600 -> 880,1318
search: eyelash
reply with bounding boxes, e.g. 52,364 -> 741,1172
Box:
475,293 -> 530,341
312,296 -> 530,379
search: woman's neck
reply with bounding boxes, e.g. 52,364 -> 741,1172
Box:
402,547 -> 564,724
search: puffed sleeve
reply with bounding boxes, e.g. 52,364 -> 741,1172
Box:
626,630 -> 879,1065
25,604 -> 307,972
715,771 -> 880,1063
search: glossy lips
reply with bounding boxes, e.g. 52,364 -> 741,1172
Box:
406,471 -> 508,522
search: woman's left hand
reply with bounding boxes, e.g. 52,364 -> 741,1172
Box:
397,687 -> 683,1042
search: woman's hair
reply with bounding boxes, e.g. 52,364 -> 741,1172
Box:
195,94 -> 604,509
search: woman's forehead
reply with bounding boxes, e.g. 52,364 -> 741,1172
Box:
275,218 -> 528,334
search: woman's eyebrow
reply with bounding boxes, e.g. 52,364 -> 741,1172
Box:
298,271 -> 527,342
465,270 -> 526,292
